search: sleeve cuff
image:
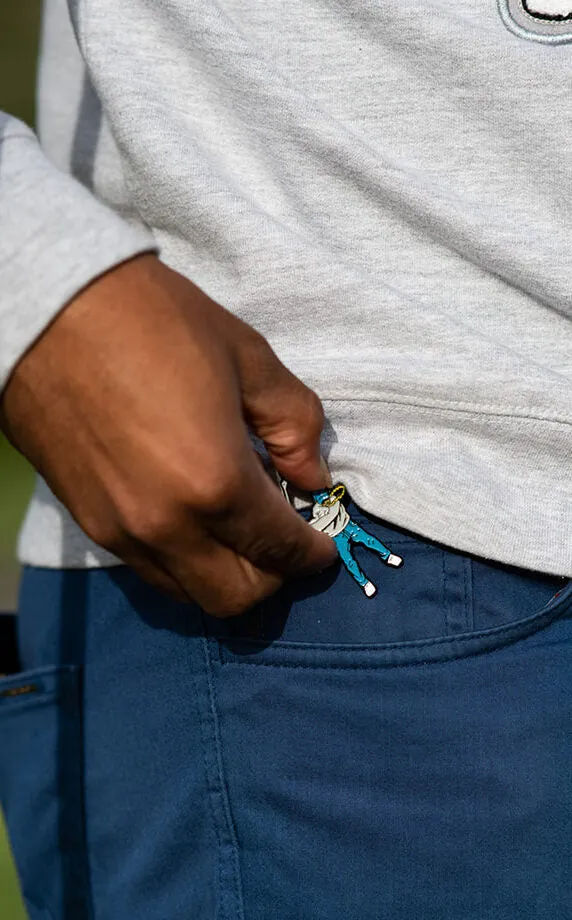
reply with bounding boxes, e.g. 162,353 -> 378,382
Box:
0,116 -> 158,391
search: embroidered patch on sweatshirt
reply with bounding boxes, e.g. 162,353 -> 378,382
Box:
499,0 -> 572,40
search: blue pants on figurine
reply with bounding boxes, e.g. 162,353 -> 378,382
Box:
310,486 -> 403,597
335,520 -> 392,587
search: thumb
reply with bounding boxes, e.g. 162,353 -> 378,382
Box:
238,343 -> 333,493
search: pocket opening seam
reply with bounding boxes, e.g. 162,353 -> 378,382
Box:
218,592 -> 572,669
219,625 -> 565,671
221,592 -> 572,655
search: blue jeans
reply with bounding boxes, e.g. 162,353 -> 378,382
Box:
1,500 -> 571,920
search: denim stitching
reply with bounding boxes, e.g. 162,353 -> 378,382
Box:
220,607 -> 571,671
471,561 -> 476,631
75,668 -> 94,920
203,638 -> 245,920
216,591 -> 572,671
192,637 -> 245,920
442,551 -> 448,634
0,667 -> 94,920
192,640 -> 226,917
462,557 -> 469,633
224,597 -> 571,651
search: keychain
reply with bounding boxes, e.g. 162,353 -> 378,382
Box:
278,478 -> 403,598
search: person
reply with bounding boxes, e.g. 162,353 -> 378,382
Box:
280,478 -> 403,596
0,1 -> 571,918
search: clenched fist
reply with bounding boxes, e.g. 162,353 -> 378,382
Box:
0,254 -> 338,616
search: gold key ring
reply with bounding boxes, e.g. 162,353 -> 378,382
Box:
322,483 -> 346,507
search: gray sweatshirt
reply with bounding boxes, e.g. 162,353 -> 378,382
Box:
2,0 -> 571,576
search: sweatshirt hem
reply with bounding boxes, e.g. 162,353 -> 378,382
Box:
15,397 -> 572,578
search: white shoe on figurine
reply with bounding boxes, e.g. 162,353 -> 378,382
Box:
363,581 -> 377,597
387,554 -> 403,567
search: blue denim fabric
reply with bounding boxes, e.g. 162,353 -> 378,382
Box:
1,499 -> 572,920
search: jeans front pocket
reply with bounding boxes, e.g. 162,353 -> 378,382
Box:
200,568 -> 572,920
204,498 -> 572,668
0,665 -> 91,920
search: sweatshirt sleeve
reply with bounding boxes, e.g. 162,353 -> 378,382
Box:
0,112 -> 157,392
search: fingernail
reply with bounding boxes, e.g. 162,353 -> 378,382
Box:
320,456 -> 333,488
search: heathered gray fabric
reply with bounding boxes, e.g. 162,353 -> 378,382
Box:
0,115 -> 155,393
3,0 -> 572,575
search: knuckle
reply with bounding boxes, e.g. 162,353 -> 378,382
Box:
191,467 -> 242,516
119,502 -> 177,547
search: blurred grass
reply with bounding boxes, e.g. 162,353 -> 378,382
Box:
1,2 -> 43,917
0,812 -> 27,920
0,1 -> 42,123
0,1 -> 40,593
0,436 -> 35,611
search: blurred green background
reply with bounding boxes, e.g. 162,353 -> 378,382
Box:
1,2 -> 43,917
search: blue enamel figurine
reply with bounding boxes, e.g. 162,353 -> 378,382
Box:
309,484 -> 403,596
277,476 -> 403,597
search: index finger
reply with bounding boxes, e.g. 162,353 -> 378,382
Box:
199,447 -> 339,578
